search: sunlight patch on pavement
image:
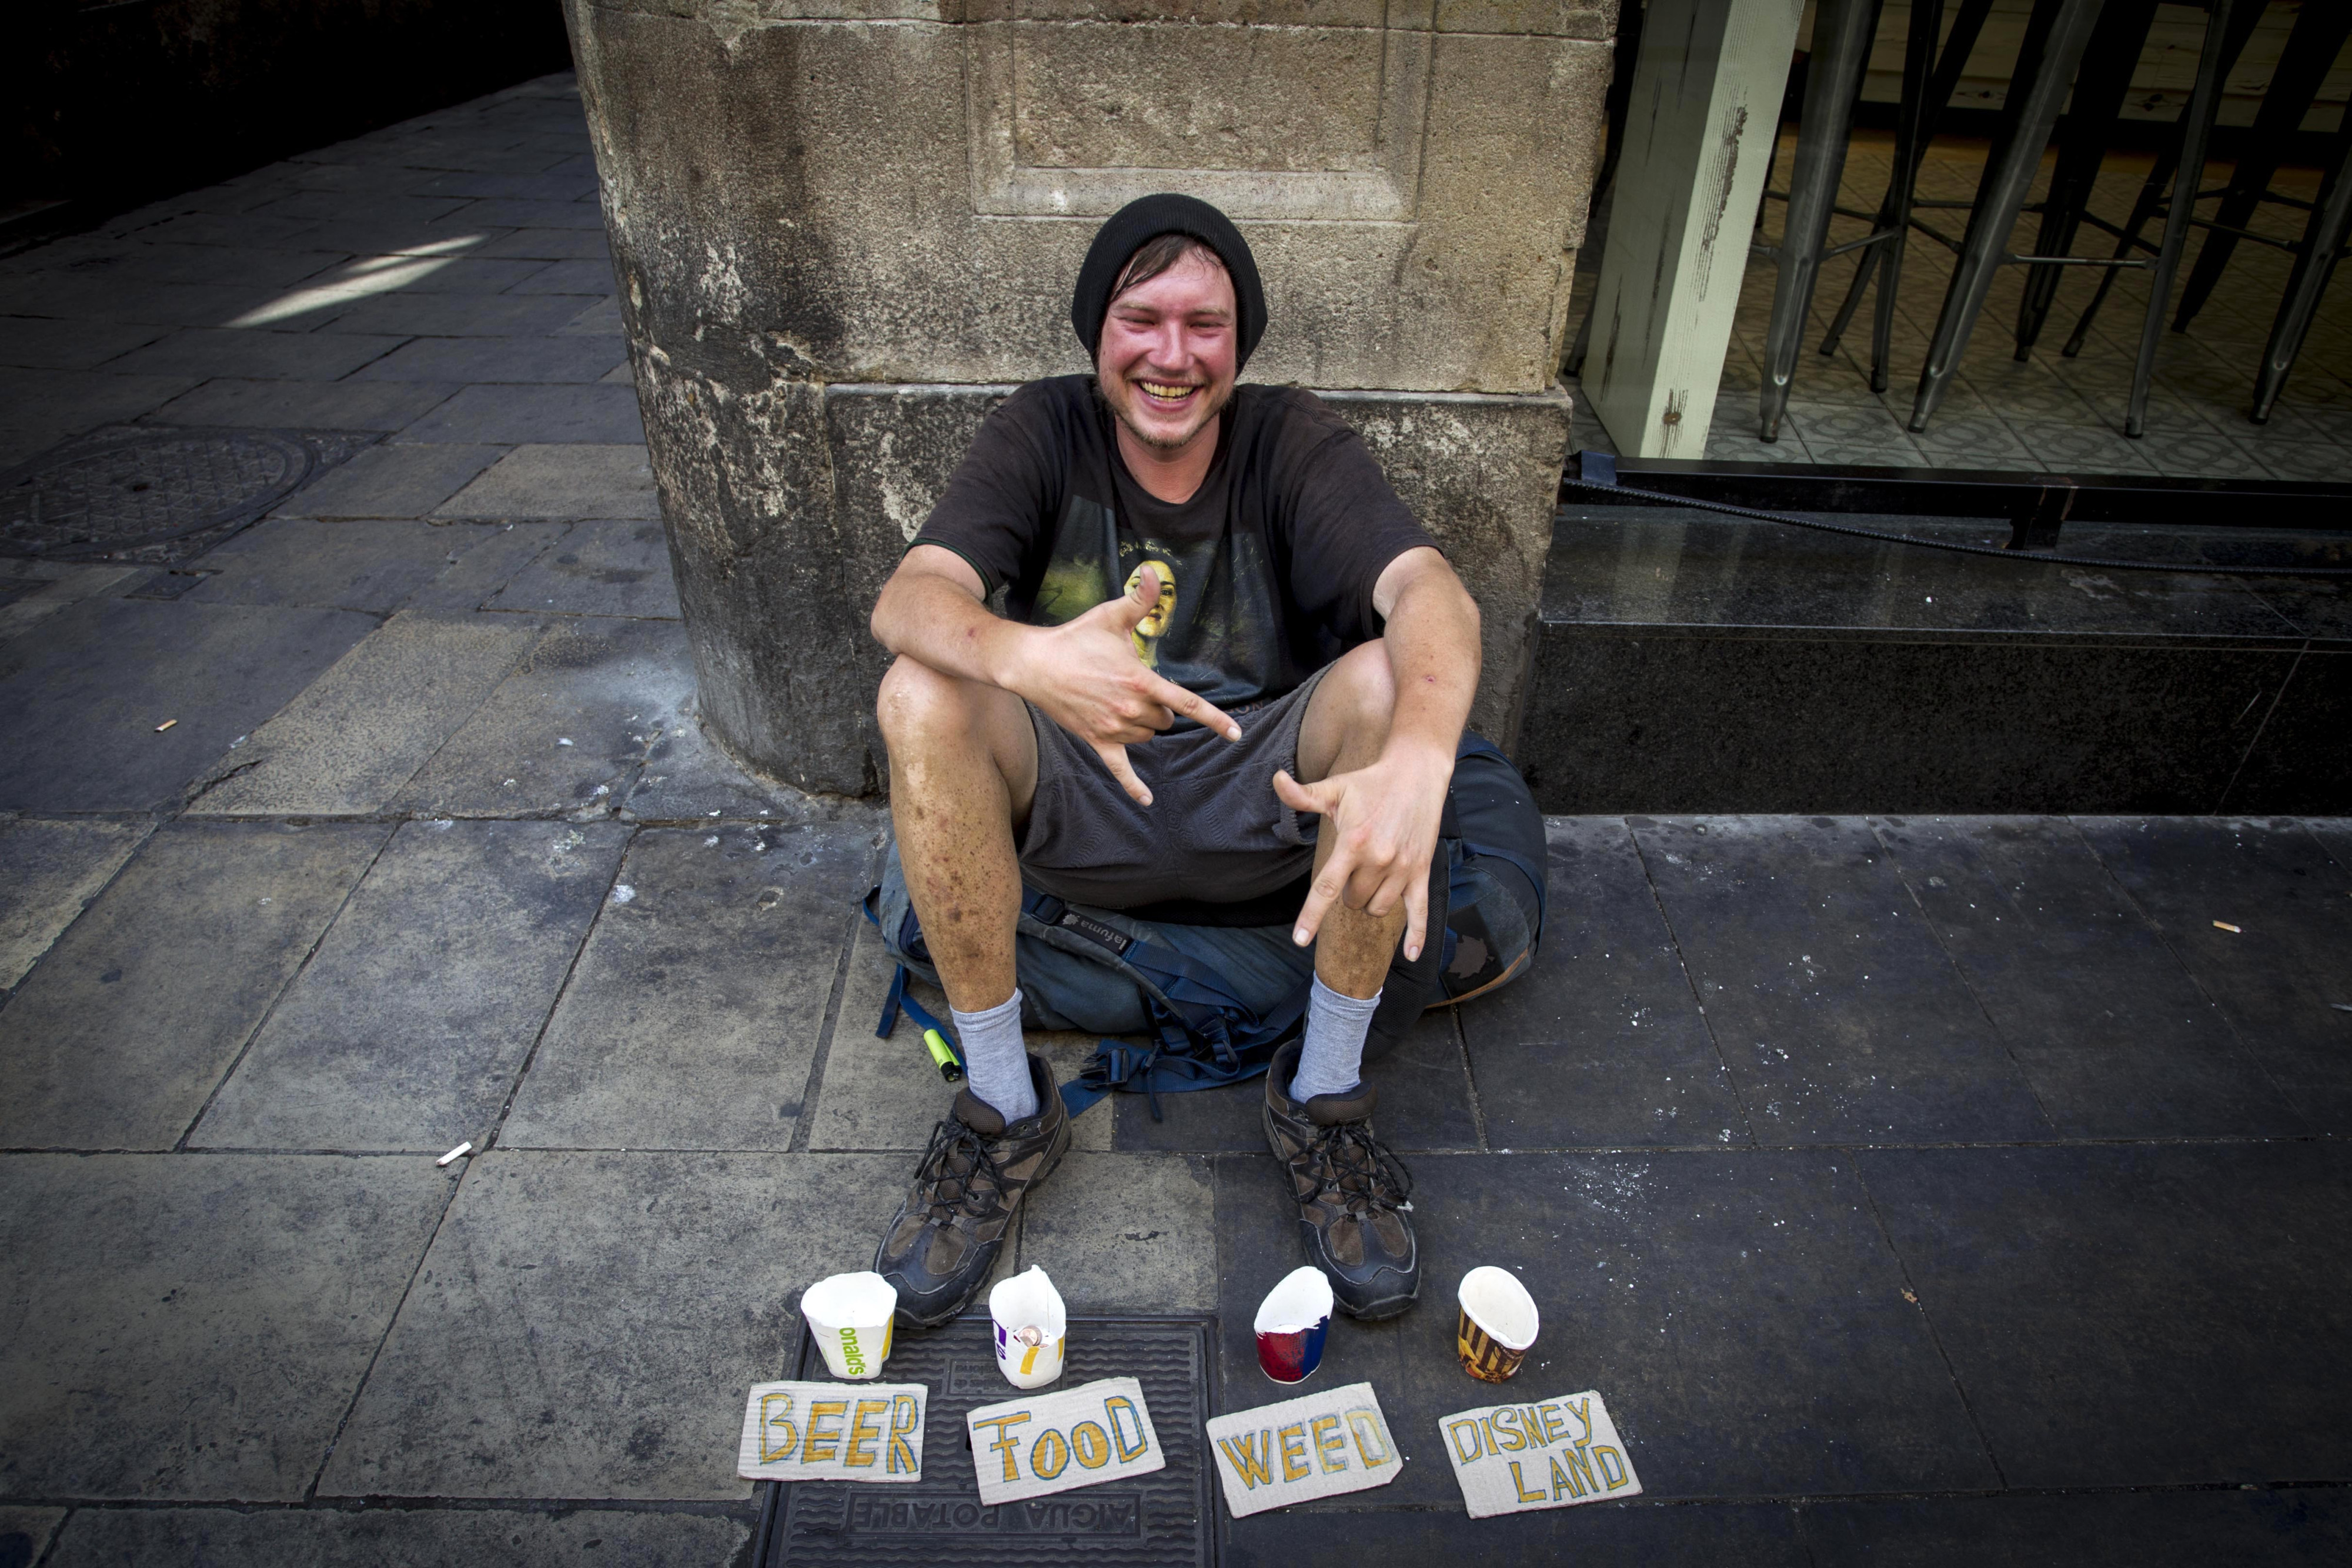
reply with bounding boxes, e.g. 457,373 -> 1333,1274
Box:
224,235 -> 489,326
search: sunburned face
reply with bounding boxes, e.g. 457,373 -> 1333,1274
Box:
1095,247 -> 1238,459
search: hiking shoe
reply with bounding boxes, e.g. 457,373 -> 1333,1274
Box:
1262,1040 -> 1418,1320
874,1053 -> 1068,1329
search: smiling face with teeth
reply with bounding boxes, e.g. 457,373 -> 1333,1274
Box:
1095,242 -> 1239,474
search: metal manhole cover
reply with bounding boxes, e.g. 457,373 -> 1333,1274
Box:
759,1316 -> 1218,1568
1,429 -> 316,559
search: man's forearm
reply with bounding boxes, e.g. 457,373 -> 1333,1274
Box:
1379,570 -> 1481,759
871,573 -> 1030,689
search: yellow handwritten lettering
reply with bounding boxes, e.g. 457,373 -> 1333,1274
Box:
1071,1420 -> 1111,1470
1561,1442 -> 1598,1497
1031,1427 -> 1070,1480
971,1413 -> 1031,1483
1309,1413 -> 1349,1474
1563,1396 -> 1592,1442
759,1392 -> 799,1463
844,1398 -> 887,1467
1444,1416 -> 1484,1464
1217,1430 -> 1275,1489
1105,1395 -> 1148,1461
804,1400 -> 847,1463
1595,1445 -> 1632,1490
1539,1404 -> 1569,1446
1549,1453 -> 1581,1500
885,1393 -> 919,1475
1277,1422 -> 1309,1482
1494,1408 -> 1526,1452
1347,1409 -> 1393,1468
1509,1459 -> 1546,1503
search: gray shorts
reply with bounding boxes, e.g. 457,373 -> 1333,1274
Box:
1017,667 -> 1329,910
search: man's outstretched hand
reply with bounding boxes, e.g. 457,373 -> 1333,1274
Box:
1272,745 -> 1453,963
1006,564 -> 1241,806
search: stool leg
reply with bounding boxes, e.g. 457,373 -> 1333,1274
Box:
2250,118 -> 2352,423
2014,0 -> 2157,359
2127,0 -> 2234,439
1821,0 -> 1984,365
1759,0 -> 1884,439
1910,0 -> 2109,433
2175,1 -> 2352,332
1864,0 -> 1945,393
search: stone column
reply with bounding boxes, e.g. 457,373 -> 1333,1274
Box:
566,0 -> 1614,796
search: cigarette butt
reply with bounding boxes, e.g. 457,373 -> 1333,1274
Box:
2213,921 -> 2240,934
155,719 -> 178,732
436,1141 -> 473,1166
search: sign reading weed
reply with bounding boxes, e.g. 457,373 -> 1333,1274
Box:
1438,1389 -> 1641,1518
1204,1381 -> 1402,1517
965,1376 -> 1165,1506
736,1380 -> 927,1483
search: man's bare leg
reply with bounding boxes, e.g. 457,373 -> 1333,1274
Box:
877,654 -> 1038,1115
1287,640 -> 1409,1096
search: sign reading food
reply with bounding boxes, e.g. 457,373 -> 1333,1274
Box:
964,1376 -> 1165,1505
1204,1381 -> 1403,1517
735,1380 -> 927,1483
1438,1389 -> 1641,1518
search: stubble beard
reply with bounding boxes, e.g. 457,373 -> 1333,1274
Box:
1108,376 -> 1232,455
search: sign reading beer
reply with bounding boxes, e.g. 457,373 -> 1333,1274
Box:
1203,1381 -> 1403,1517
965,1376 -> 1165,1505
1437,1389 -> 1641,1518
736,1380 -> 928,1483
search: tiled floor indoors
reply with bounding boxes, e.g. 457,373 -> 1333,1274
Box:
1569,126 -> 2352,479
2,73 -> 2350,1568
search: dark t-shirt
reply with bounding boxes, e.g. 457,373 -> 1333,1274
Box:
913,376 -> 1436,717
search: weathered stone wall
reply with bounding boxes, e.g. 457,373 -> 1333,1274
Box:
567,0 -> 1613,794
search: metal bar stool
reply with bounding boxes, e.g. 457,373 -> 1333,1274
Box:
2251,109 -> 2352,421
1753,0 -> 1886,440
1909,0 -> 2240,437
1818,0 -> 1998,393
2057,0 -> 2269,357
2172,0 -> 2352,332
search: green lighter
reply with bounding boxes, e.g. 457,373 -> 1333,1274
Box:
923,1027 -> 964,1084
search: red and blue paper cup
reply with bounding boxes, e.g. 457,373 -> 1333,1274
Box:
1254,1266 -> 1335,1384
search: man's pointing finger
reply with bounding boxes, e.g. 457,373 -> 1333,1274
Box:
1154,677 -> 1242,742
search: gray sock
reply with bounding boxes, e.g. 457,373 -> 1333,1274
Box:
1288,975 -> 1381,1102
950,989 -> 1037,1123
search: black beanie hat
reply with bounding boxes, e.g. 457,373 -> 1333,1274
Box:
1071,193 -> 1267,372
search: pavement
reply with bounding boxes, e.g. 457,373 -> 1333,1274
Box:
4,71 -> 2351,1568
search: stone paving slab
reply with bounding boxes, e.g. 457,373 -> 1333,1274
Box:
1874,816 -> 2301,1138
188,610 -> 540,817
274,440 -> 506,520
0,561 -> 143,642
1020,1151 -> 1218,1314
182,519 -> 524,613
391,616 -> 685,818
102,327 -> 409,382
193,819 -> 628,1152
508,258 -> 623,295
1227,1501 -> 1809,1567
1465,817 -> 1750,1149
485,519 -> 678,618
0,597 -> 379,814
349,333 -> 627,384
2073,818 -> 2352,1126
1213,1149 -> 1998,1510
0,1152 -> 449,1500
1632,817 -> 2052,1145
402,383 -> 646,445
146,376 -> 461,432
0,817 -> 148,991
477,227 -> 617,260
315,292 -> 589,339
807,918 -> 1115,1155
398,522 -> 571,613
43,1507 -> 749,1567
502,820 -> 877,1151
1798,1490 -> 2352,1568
624,713 -> 816,823
0,1509 -> 64,1566
0,821 -> 387,1150
0,316 -> 171,370
320,1150 -> 904,1501
1860,1141 -> 2352,1490
0,365 -> 199,427
433,443 -> 657,520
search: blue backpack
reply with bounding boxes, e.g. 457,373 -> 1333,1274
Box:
866,732 -> 1546,1119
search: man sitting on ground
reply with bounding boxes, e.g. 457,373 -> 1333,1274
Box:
866,194 -> 1484,1328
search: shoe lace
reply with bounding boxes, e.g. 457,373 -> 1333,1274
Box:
911,1118 -> 1008,1224
1297,1121 -> 1414,1216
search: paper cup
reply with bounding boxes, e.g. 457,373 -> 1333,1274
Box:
1254,1266 -> 1335,1385
801,1271 -> 897,1381
1455,1266 -> 1539,1382
988,1264 -> 1068,1389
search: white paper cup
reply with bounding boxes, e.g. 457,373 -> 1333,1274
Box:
988,1265 -> 1068,1389
1456,1266 -> 1539,1382
1254,1266 -> 1335,1384
801,1271 -> 897,1381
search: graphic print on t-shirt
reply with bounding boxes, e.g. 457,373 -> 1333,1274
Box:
1122,560 -> 1178,667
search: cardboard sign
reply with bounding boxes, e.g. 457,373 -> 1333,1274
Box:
736,1381 -> 927,1483
1204,1381 -> 1402,1517
965,1376 -> 1165,1506
1437,1389 -> 1641,1518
